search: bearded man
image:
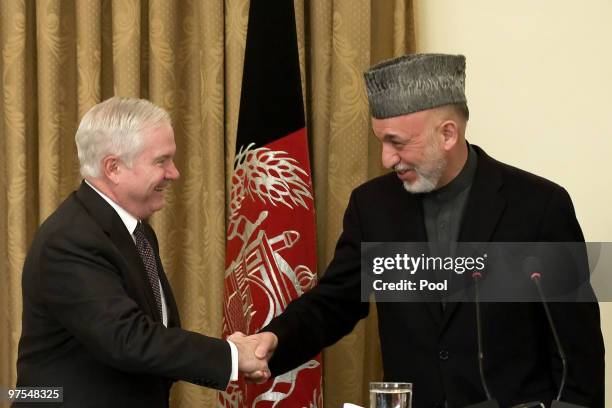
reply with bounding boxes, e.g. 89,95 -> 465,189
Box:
250,54 -> 604,408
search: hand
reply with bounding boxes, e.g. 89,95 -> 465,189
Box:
244,332 -> 278,384
228,331 -> 271,383
253,331 -> 278,361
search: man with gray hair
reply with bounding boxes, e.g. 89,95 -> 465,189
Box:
16,97 -> 268,407
250,54 -> 604,407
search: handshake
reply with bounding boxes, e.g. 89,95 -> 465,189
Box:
228,331 -> 278,383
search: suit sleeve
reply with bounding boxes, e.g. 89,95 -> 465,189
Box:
40,229 -> 232,390
538,187 -> 605,407
265,191 -> 370,375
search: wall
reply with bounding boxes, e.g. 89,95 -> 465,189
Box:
414,0 -> 612,404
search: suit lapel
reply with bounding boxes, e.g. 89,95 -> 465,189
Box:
457,145 -> 506,243
440,145 -> 506,330
75,181 -> 163,324
158,270 -> 180,328
397,186 -> 427,242
394,183 -> 444,324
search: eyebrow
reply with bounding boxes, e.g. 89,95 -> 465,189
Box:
154,154 -> 172,161
382,133 -> 409,142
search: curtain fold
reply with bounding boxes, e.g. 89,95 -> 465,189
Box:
112,0 -> 142,97
0,1 -> 414,406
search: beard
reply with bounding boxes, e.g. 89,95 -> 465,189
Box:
396,133 -> 447,193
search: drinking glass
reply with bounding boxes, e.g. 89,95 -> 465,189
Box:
369,382 -> 412,408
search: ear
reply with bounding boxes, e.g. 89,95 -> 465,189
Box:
440,120 -> 459,151
101,155 -> 121,184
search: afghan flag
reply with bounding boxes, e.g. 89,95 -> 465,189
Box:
219,1 -> 322,407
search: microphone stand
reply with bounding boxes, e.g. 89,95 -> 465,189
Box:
464,271 -> 499,408
530,272 -> 587,408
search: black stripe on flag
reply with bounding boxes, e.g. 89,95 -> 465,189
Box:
235,0 -> 305,151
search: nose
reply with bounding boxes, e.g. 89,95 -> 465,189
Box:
166,161 -> 180,180
381,144 -> 399,169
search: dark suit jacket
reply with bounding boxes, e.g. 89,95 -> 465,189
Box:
265,145 -> 604,408
16,182 -> 231,408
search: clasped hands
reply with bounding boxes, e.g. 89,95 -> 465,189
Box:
228,331 -> 278,383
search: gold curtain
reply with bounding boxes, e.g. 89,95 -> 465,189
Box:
0,1 -> 414,407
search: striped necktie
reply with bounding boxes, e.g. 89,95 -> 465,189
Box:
133,222 -> 163,320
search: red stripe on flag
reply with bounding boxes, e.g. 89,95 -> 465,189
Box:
221,127 -> 323,407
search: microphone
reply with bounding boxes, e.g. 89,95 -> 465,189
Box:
523,256 -> 587,408
464,270 -> 500,408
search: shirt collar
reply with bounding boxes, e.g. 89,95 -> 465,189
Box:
85,179 -> 139,235
429,142 -> 477,202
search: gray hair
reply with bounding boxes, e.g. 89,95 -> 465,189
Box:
75,96 -> 171,177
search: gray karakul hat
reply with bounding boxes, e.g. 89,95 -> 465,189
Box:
364,53 -> 466,119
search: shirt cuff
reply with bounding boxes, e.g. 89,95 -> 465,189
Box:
227,340 -> 239,381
